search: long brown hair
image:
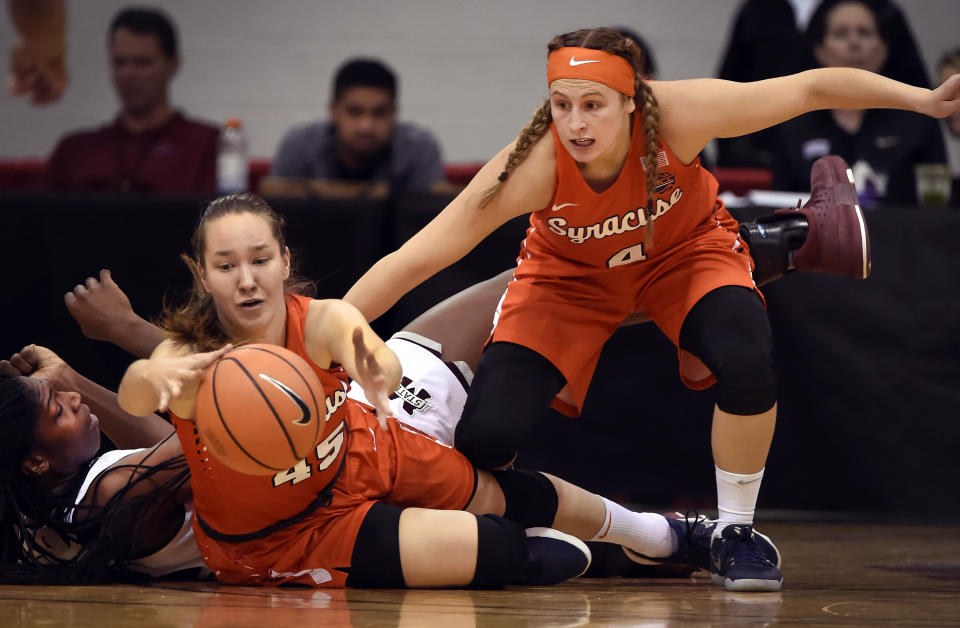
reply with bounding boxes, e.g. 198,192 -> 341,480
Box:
480,27 -> 662,250
162,193 -> 315,352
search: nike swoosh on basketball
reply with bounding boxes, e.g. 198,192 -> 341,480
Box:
569,57 -> 601,66
259,373 -> 312,425
552,202 -> 578,211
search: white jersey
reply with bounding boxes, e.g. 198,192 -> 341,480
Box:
347,331 -> 473,444
63,448 -> 209,578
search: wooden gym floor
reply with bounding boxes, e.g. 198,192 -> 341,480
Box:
2,520 -> 958,627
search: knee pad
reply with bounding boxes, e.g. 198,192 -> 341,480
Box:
489,469 -> 559,528
680,287 -> 777,416
470,514 -> 529,588
346,502 -> 404,588
714,342 -> 777,416
455,342 -> 565,469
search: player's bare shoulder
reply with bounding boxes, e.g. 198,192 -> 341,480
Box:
494,130 -> 557,216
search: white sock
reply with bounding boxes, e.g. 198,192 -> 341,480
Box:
714,465 -> 764,536
588,497 -> 676,557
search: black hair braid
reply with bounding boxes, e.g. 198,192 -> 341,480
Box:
0,414 -> 192,585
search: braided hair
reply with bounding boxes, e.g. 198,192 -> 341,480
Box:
0,375 -> 190,584
480,27 -> 662,250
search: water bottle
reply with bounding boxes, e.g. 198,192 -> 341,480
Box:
217,118 -> 248,194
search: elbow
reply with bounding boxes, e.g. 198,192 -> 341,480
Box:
117,386 -> 150,417
800,70 -> 827,111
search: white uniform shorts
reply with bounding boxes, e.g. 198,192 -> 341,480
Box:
347,331 -> 473,445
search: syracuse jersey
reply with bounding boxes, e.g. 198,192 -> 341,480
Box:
173,293 -> 476,587
491,113 -> 758,415
523,111 -> 721,275
173,294 -> 351,539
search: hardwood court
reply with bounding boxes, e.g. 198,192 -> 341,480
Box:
2,520 -> 958,627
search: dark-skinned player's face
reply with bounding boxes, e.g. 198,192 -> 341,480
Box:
21,378 -> 101,477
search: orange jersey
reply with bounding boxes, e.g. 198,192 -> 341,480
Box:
174,294 -> 350,538
490,116 -> 758,415
522,113 -> 720,275
173,294 -> 477,587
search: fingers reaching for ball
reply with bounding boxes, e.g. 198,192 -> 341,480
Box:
351,327 -> 395,429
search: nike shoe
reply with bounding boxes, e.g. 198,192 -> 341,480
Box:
518,527 -> 592,585
623,512 -> 781,575
709,524 -> 783,592
775,154 -> 871,279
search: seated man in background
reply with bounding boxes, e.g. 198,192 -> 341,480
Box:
266,58 -> 444,196
770,0 -> 945,206
43,7 -> 218,195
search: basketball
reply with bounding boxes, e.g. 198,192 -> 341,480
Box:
195,344 -> 325,475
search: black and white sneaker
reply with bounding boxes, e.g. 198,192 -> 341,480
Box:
710,524 -> 783,591
517,527 -> 592,585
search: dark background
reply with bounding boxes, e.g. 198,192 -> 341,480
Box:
2,192 -> 958,516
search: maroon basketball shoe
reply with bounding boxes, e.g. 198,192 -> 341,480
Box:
776,155 -> 871,279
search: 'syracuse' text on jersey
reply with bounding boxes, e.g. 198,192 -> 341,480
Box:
523,111 -> 721,275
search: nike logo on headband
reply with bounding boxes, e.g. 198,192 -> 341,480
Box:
569,57 -> 601,67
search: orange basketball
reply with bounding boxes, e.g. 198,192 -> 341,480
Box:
195,343 -> 324,475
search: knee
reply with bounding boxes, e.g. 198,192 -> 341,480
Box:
454,342 -> 564,469
454,416 -> 519,470
713,341 -> 777,416
680,287 -> 777,416
470,514 -> 529,588
489,469 -> 559,528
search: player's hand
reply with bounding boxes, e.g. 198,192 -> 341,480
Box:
351,327 -> 393,431
0,344 -> 74,388
65,269 -> 136,343
146,345 -> 232,412
923,73 -> 960,118
7,42 -> 67,105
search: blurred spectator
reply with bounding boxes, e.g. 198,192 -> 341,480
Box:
6,0 -> 67,104
43,7 -> 218,195
714,0 -> 928,169
770,0 -> 945,206
938,48 -> 960,207
268,58 -> 444,195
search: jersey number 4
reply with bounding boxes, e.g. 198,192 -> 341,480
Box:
607,243 -> 647,268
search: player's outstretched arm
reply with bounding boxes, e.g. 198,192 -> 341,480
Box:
655,67 -> 960,163
1,343 -> 175,448
304,299 -> 401,427
119,340 -> 231,418
344,134 -> 555,322
65,269 -> 165,359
